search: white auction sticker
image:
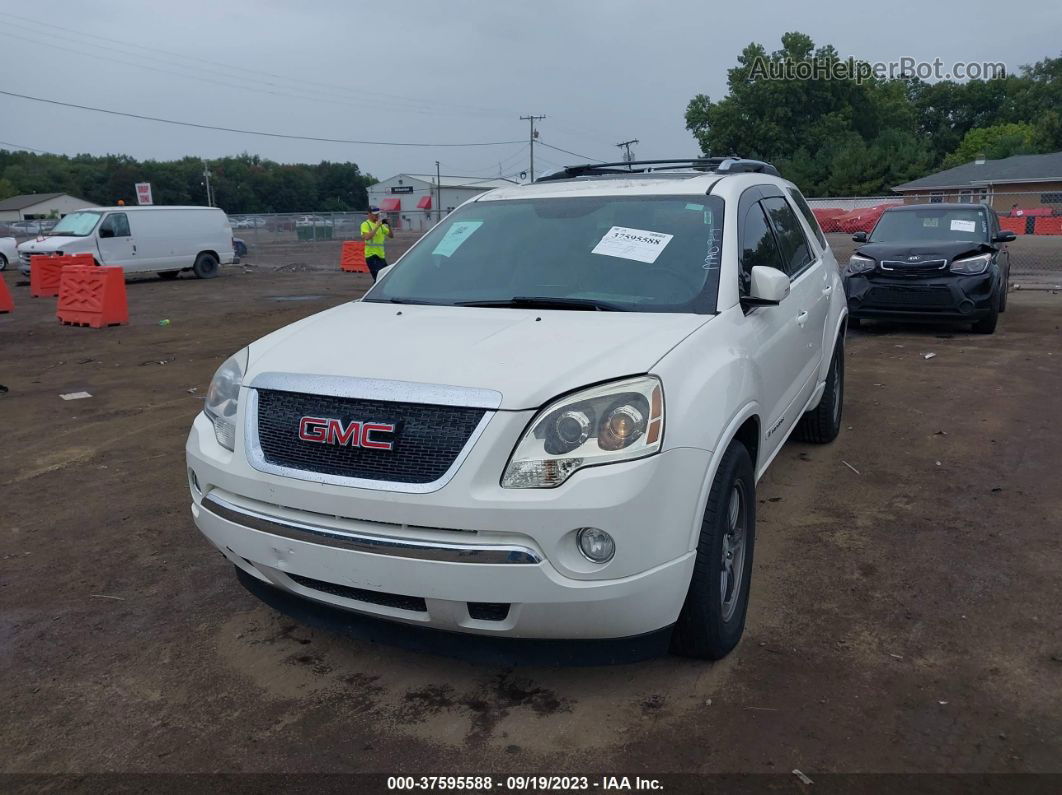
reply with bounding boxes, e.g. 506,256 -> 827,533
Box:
950,219 -> 976,233
591,226 -> 674,264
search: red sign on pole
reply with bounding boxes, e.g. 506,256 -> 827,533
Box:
135,182 -> 153,205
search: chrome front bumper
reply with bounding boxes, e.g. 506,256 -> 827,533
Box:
200,492 -> 542,565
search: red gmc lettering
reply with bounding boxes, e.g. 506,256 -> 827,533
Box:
298,417 -> 395,449
298,416 -> 329,442
361,422 -> 396,450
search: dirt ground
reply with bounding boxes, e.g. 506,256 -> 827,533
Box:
1,263 -> 1061,782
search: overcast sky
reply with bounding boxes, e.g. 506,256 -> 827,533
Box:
2,0 -> 1060,184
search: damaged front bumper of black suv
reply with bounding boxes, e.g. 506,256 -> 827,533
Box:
845,270 -> 1000,322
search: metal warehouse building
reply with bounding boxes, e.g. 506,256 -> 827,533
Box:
367,174 -> 515,231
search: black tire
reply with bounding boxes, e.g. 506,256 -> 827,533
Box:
0,253 -> 7,271
793,338 -> 844,444
671,441 -> 756,660
998,274 -> 1008,314
848,316 -> 861,329
192,252 -> 219,279
972,301 -> 998,334
158,270 -> 180,280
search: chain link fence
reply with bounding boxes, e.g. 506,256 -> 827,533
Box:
807,191 -> 1062,287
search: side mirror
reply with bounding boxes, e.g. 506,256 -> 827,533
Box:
376,263 -> 394,281
992,230 -> 1016,243
743,266 -> 790,307
851,231 -> 868,243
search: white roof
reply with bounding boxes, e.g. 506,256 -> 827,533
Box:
73,205 -> 222,212
477,173 -> 724,201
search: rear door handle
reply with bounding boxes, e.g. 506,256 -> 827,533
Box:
822,285 -> 833,295
796,310 -> 809,326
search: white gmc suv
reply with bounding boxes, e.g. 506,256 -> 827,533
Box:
186,158 -> 847,660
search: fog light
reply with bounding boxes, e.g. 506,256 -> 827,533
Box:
576,527 -> 615,563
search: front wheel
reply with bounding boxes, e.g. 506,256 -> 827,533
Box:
671,441 -> 756,660
0,253 -> 7,271
793,338 -> 844,444
192,253 -> 219,279
972,301 -> 999,334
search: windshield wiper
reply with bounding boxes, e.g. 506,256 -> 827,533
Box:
455,296 -> 626,311
363,297 -> 437,305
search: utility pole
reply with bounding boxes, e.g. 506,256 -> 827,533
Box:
616,139 -> 639,164
435,160 -> 441,223
202,160 -> 214,206
519,114 -> 546,182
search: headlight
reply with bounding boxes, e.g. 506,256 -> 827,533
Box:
950,253 -> 991,275
204,350 -> 247,451
502,376 -> 664,489
848,254 -> 875,274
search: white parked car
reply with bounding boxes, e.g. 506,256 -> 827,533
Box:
18,206 -> 235,279
0,236 -> 17,270
186,158 -> 848,660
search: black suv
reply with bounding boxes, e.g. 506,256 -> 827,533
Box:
843,203 -> 1013,334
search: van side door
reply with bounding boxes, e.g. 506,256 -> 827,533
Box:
96,212 -> 137,270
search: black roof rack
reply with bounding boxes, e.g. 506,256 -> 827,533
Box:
535,156 -> 781,183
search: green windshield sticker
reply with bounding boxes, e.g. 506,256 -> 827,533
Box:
432,221 -> 483,257
685,203 -> 704,211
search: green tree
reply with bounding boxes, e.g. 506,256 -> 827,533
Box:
941,122 -> 1041,167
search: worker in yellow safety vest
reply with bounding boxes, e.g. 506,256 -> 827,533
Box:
360,206 -> 394,281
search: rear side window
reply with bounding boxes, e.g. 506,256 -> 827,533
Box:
739,202 -> 784,295
761,197 -> 813,277
787,187 -> 826,248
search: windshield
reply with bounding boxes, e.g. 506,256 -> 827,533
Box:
365,195 -> 725,313
869,208 -> 989,243
49,211 -> 102,237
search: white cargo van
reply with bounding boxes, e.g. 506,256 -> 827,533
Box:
18,206 -> 235,279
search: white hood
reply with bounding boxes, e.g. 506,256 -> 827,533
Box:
247,301 -> 711,409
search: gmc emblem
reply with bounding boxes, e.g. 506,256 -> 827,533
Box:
298,416 -> 396,450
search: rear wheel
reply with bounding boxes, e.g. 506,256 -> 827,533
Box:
0,253 -> 7,271
192,253 -> 219,279
158,270 -> 180,280
793,338 -> 844,444
671,441 -> 756,660
998,274 -> 1008,313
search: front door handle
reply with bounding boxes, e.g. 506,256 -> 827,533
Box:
795,310 -> 809,327
822,285 -> 833,295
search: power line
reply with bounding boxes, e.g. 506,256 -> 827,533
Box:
0,12 -> 514,120
536,141 -> 607,163
0,140 -> 54,154
0,89 -> 526,148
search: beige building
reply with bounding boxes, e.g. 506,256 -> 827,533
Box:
893,152 -> 1062,213
0,192 -> 98,222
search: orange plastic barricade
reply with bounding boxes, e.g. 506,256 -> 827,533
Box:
56,266 -> 128,328
1033,216 -> 1062,236
0,276 -> 13,313
340,240 -> 369,273
998,216 -> 1026,236
30,253 -> 95,298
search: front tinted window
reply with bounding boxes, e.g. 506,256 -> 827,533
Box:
367,195 -> 725,313
49,211 -> 101,237
869,208 -> 989,243
762,197 -> 813,276
739,203 -> 783,295
787,187 -> 826,248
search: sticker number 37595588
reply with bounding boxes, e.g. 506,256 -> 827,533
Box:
591,226 -> 674,264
